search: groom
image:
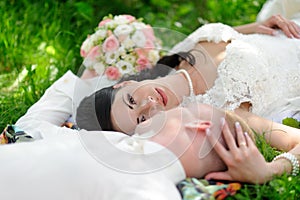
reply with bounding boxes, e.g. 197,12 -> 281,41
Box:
134,102 -> 254,178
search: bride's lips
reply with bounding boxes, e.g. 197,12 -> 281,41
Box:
155,88 -> 168,106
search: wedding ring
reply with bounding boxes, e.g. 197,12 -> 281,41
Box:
239,142 -> 247,147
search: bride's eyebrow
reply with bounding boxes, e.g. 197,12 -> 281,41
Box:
122,93 -> 133,109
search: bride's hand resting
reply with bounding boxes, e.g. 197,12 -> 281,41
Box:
205,119 -> 274,184
257,14 -> 300,38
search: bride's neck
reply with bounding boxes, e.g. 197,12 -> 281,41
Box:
157,71 -> 191,100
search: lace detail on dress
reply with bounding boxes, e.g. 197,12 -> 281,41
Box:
179,23 -> 300,121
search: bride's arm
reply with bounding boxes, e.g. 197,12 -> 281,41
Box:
233,14 -> 300,38
234,108 -> 300,152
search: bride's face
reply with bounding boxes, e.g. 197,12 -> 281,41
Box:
110,80 -> 181,134
134,103 -> 228,177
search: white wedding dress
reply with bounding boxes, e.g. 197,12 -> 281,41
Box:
172,0 -> 300,122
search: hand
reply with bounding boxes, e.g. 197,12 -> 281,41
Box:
257,14 -> 300,39
205,119 -> 274,184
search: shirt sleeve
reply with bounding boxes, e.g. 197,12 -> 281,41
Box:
15,70 -> 93,139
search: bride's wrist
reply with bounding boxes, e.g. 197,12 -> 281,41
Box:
271,152 -> 300,177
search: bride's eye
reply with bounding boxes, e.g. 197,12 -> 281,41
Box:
127,94 -> 136,105
137,115 -> 147,124
141,115 -> 146,122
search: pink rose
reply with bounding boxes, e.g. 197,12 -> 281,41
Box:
98,18 -> 112,27
105,66 -> 121,80
136,56 -> 151,71
102,34 -> 119,52
80,49 -> 87,57
86,46 -> 100,60
135,48 -> 145,57
123,15 -> 136,22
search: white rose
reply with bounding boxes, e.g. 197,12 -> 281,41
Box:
114,15 -> 129,25
148,50 -> 160,64
94,62 -> 106,75
132,22 -> 147,30
81,37 -> 93,55
114,24 -> 133,37
116,60 -> 133,74
122,38 -> 135,49
94,29 -> 107,40
131,30 -> 146,47
105,20 -> 116,29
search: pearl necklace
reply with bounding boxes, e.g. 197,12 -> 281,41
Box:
176,69 -> 194,97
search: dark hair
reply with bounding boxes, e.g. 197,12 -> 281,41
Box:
76,51 -> 195,131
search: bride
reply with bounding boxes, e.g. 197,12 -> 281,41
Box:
76,11 -> 300,135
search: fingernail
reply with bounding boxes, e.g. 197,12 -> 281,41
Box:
244,132 -> 248,136
272,30 -> 279,36
205,128 -> 211,136
235,121 -> 240,128
220,117 -> 225,126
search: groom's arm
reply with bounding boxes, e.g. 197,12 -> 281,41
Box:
15,70 -> 93,139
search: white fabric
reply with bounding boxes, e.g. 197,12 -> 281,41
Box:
173,23 -> 300,123
0,134 -> 182,200
5,71 -> 185,200
256,0 -> 300,25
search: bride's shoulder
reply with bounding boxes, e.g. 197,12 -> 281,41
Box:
192,23 -> 240,43
171,23 -> 240,53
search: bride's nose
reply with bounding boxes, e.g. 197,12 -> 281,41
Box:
140,96 -> 157,108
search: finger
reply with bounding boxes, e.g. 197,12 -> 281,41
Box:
257,25 -> 277,36
276,15 -> 300,38
282,21 -> 300,38
205,128 -> 229,158
275,17 -> 294,38
221,118 -> 238,150
205,171 -> 233,181
244,131 -> 255,148
235,122 -> 247,148
293,22 -> 300,33
289,22 -> 300,38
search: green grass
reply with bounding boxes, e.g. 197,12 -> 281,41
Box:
2,0 -> 299,198
230,132 -> 300,199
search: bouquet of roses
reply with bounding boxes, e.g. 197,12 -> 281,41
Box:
80,14 -> 162,80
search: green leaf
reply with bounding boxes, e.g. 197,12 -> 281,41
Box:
282,117 -> 300,129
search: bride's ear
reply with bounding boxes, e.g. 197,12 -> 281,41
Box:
185,120 -> 212,133
113,80 -> 137,89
